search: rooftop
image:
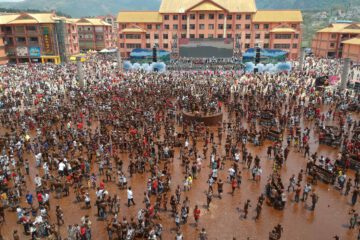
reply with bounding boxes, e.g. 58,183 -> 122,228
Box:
117,11 -> 162,23
253,10 -> 303,23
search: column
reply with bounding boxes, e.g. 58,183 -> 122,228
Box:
223,15 -> 227,38
186,14 -> 190,38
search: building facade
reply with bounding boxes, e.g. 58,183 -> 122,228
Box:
311,23 -> 360,59
0,12 -> 80,64
117,0 -> 303,59
0,35 -> 7,64
342,38 -> 360,62
99,15 -> 118,47
76,18 -> 113,51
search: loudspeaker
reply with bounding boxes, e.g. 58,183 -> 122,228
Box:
255,47 -> 261,64
153,46 -> 157,62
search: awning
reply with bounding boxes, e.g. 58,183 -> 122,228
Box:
270,28 -> 296,33
121,27 -> 146,33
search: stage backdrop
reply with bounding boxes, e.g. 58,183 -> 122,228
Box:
179,38 -> 233,58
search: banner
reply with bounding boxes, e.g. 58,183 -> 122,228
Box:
41,25 -> 54,55
16,46 -> 28,57
29,46 -> 41,57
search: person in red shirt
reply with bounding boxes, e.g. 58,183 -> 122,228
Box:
193,205 -> 200,227
37,193 -> 43,206
231,178 -> 237,195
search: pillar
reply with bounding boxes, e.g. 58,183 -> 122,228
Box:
77,61 -> 85,88
117,49 -> 122,70
298,47 -> 305,71
223,15 -> 227,38
186,14 -> 190,38
340,58 -> 350,90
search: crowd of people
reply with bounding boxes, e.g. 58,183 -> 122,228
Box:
0,54 -> 358,240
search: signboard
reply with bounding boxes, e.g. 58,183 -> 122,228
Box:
16,46 -> 28,57
29,46 -> 41,57
41,25 -> 54,55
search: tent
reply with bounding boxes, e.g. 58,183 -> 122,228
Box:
243,48 -> 288,64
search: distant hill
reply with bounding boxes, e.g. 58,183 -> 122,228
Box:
0,0 -> 359,17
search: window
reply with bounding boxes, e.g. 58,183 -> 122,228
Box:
199,14 -> 205,20
265,33 -> 270,39
227,34 -> 232,39
245,24 -> 250,29
190,14 -> 195,20
164,15 -> 169,20
330,42 -> 335,48
14,26 -> 25,33
28,37 -> 38,43
16,37 -> 26,43
245,34 -> 251,39
208,24 -> 214,30
182,24 -> 187,30
209,14 -> 214,20
292,43 -> 298,49
264,43 -> 269,48
274,44 -> 290,49
218,24 -> 224,30
154,34 -> 159,39
1,26 -> 11,33
146,43 -> 151,48
163,43 -> 168,48
96,34 -> 103,40
218,14 -> 224,20
199,34 -> 204,38
331,34 -> 337,39
26,26 -> 37,31
291,24 -> 297,28
125,34 -> 141,39
164,25 -> 170,30
190,24 -> 195,30
208,34 -> 214,38
235,34 -> 241,39
190,34 -> 195,39
255,33 -> 261,39
227,24 -> 232,30
121,24 -> 126,29
163,34 -> 168,39
217,34 -> 222,38
275,34 -> 292,39
126,43 -> 141,48
245,14 -> 251,20
254,24 -> 259,29
181,33 -> 186,38
120,43 -> 125,48
227,15 -> 232,20
146,34 -> 150,39
173,24 -> 178,30
236,24 -> 241,30
264,24 -> 269,29
199,24 -> 205,30
294,34 -> 299,39
236,14 -> 242,20
182,15 -> 187,20
245,43 -> 250,49
173,15 -> 178,20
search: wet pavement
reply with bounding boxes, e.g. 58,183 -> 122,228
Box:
1,106 -> 359,240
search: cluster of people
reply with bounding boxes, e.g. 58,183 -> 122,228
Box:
0,53 -> 358,240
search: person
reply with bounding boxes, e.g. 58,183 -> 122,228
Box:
352,188 -> 359,206
193,205 -> 201,227
13,230 -> 20,240
25,192 -> 33,206
127,187 -> 135,207
217,179 -> 223,199
349,210 -> 358,229
255,203 -> 262,220
56,205 -> 64,225
310,191 -> 319,210
199,228 -> 208,240
302,183 -> 311,201
243,200 -> 251,219
175,231 -> 183,240
206,190 -> 213,210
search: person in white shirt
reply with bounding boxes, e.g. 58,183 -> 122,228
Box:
127,187 -> 135,207
58,161 -> 66,176
34,174 -> 42,188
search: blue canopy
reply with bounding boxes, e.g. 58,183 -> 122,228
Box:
129,48 -> 170,62
243,48 -> 288,63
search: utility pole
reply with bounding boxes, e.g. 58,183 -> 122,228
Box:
340,58 -> 350,91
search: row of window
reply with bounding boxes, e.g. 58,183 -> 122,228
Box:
120,32 -> 299,40
5,36 -> 39,45
163,13 -> 252,21
120,43 -> 298,49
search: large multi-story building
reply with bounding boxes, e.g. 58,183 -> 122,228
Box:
76,18 -> 113,51
0,12 -> 80,64
99,15 -> 118,47
342,38 -> 360,62
0,34 -> 7,64
312,22 -> 360,59
117,0 -> 303,59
